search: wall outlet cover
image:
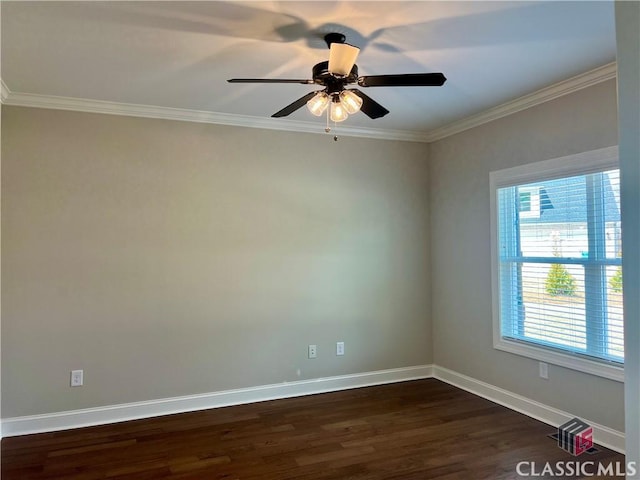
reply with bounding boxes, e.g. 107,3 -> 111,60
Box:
71,370 -> 84,387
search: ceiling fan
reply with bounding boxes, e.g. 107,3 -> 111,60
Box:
227,33 -> 446,123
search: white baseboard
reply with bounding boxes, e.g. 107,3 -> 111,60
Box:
1,364 -> 626,455
1,365 -> 434,437
432,365 -> 625,454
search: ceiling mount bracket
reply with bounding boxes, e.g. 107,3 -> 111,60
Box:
324,33 -> 346,48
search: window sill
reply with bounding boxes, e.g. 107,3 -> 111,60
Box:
494,338 -> 624,382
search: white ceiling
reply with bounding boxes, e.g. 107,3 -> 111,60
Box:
1,1 -> 617,139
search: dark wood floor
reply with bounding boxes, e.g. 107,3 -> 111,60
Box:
1,379 -> 624,479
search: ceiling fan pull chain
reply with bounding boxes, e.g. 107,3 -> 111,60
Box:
325,108 -> 338,141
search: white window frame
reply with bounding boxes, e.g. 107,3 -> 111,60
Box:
490,146 -> 623,382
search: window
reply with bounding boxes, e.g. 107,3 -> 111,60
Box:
490,147 -> 623,381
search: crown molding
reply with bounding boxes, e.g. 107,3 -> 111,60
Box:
1,79 -> 10,103
424,62 -> 617,142
1,62 -> 615,144
1,91 -> 429,143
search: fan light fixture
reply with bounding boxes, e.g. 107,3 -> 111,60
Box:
306,92 -> 330,116
330,97 -> 350,122
339,90 -> 363,114
306,90 -> 362,122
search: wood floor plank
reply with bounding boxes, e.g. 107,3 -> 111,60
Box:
1,379 -> 625,479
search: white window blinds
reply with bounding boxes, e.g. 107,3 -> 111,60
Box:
491,147 -> 622,379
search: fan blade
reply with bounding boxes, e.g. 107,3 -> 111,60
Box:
272,91 -> 319,118
358,73 -> 446,87
350,89 -> 390,119
228,78 -> 314,84
328,43 -> 360,76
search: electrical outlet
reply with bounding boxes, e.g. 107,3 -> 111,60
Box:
70,369 -> 84,387
539,362 -> 548,380
336,341 -> 345,356
308,345 -> 317,359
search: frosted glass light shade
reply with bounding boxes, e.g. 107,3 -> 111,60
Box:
328,43 -> 360,76
330,100 -> 349,122
339,90 -> 363,114
306,92 -> 330,116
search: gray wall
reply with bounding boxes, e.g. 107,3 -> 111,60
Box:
1,107 -> 432,417
429,78 -> 624,431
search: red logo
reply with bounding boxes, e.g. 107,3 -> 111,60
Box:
558,418 -> 593,456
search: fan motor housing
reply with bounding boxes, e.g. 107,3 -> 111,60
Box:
312,61 -> 358,93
